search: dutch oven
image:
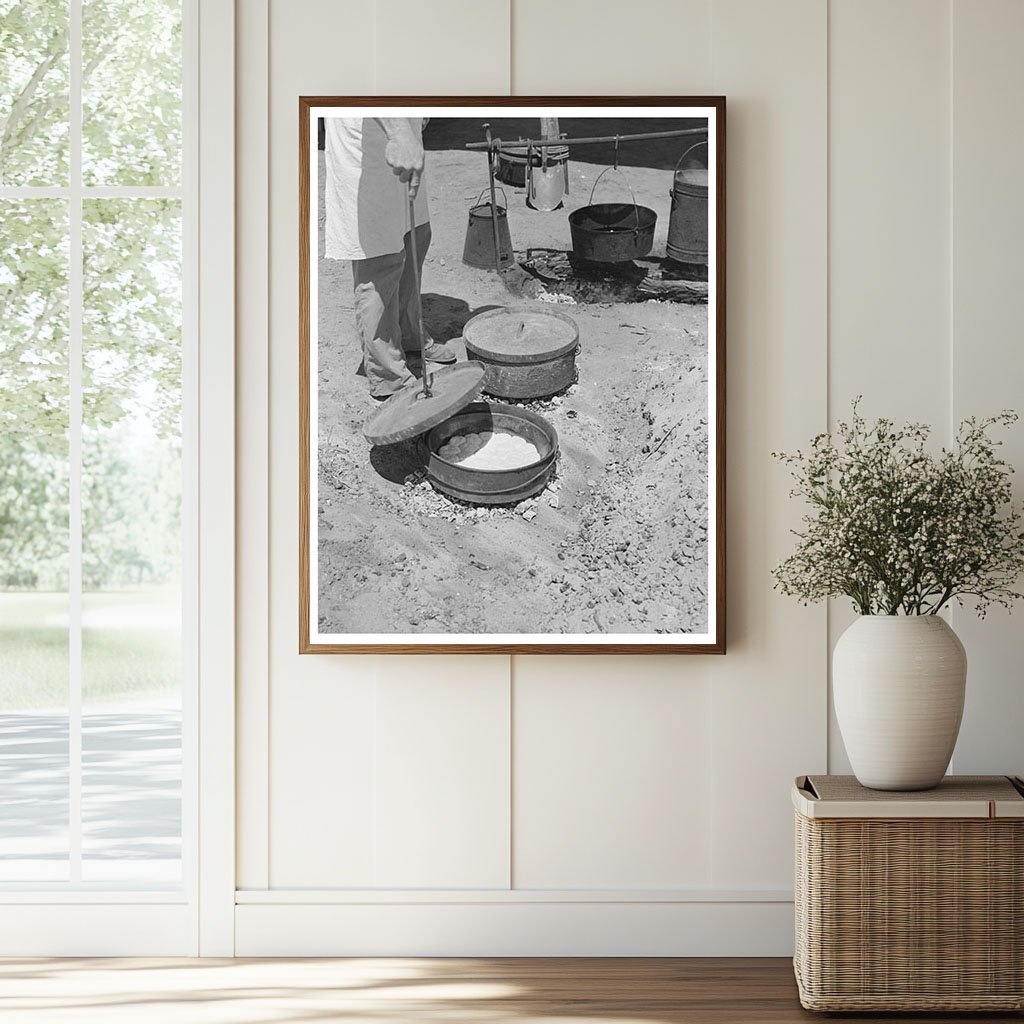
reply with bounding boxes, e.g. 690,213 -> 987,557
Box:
463,305 -> 580,400
363,361 -> 559,505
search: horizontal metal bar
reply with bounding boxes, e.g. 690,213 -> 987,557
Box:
465,126 -> 708,151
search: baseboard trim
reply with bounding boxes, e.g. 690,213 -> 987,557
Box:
236,887 -> 792,904
235,900 -> 795,956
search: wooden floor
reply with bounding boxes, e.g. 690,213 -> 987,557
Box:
0,957 -> 1019,1023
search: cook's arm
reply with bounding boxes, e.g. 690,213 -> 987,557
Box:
376,118 -> 425,197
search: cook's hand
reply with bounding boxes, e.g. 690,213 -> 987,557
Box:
384,134 -> 425,197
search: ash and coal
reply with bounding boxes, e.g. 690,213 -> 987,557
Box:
317,304 -> 710,635
520,249 -> 708,306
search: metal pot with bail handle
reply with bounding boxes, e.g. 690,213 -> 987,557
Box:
462,186 -> 515,270
666,138 -> 708,265
567,153 -> 657,263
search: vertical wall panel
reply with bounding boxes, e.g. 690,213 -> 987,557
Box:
950,0 -> 1024,777
264,0 -> 516,890
511,0 -> 711,95
828,0 -> 951,424
827,0 -> 952,772
375,658 -> 511,888
513,657 -> 713,889
266,0 -> 378,887
508,0 -> 720,893
367,3 -> 514,891
269,665 -> 378,887
375,0 -> 510,94
708,0 -> 829,889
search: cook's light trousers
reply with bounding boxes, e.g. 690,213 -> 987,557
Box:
351,221 -> 431,398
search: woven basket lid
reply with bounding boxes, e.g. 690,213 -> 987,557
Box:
463,306 -> 579,366
793,774 -> 1024,819
362,361 -> 486,446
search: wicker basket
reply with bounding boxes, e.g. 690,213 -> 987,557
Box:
793,775 -> 1024,1012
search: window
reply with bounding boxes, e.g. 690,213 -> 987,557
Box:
0,0 -> 191,889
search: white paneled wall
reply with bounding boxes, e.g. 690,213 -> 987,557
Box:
828,0 -> 951,428
948,0 -> 1024,777
705,0 -> 828,890
513,657 -> 713,889
826,0 -> 953,773
827,0 -> 1024,778
234,0 -> 1024,954
374,1 -> 510,95
511,0 -> 712,94
373,659 -> 511,889
263,0 -> 376,891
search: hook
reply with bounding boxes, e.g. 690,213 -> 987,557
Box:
614,134 -> 620,171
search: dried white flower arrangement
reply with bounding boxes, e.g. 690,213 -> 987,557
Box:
773,401 -> 1024,616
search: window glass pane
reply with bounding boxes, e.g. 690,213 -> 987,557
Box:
0,198 -> 70,880
0,0 -> 70,186
81,198 -> 181,883
82,0 -> 181,186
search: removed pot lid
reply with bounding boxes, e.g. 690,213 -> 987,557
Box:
464,306 -> 579,366
674,165 -> 709,188
363,361 -> 487,446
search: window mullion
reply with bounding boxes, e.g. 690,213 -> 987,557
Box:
68,0 -> 83,886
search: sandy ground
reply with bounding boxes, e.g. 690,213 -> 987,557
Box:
316,119 -> 709,636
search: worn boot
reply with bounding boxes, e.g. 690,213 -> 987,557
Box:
418,338 -> 457,364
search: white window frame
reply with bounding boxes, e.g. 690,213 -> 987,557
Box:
0,0 -> 235,956
195,0 -> 236,958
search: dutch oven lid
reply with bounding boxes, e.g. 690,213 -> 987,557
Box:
363,361 -> 486,446
674,139 -> 709,188
463,306 -> 580,367
675,165 -> 709,187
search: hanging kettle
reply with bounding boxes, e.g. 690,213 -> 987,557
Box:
568,166 -> 657,263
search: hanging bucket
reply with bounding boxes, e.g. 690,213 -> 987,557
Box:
666,140 -> 708,265
568,166 -> 657,263
462,187 -> 515,271
527,142 -> 570,212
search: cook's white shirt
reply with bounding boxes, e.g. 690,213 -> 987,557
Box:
324,116 -> 430,261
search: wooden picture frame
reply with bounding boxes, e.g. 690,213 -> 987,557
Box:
300,97 -> 725,653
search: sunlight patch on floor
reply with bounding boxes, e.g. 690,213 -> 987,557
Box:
0,958 -> 681,1024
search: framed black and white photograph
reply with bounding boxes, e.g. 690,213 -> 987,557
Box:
299,97 -> 725,653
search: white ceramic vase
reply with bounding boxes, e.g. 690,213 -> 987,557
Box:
833,615 -> 967,791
